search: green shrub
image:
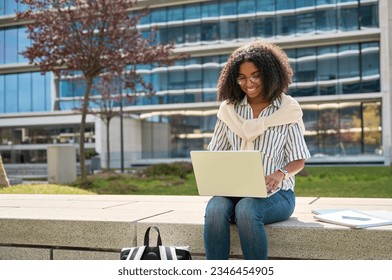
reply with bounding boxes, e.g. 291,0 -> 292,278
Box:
142,162 -> 193,179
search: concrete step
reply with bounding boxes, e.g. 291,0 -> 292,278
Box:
0,194 -> 391,260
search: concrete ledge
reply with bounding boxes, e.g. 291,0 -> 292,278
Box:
0,194 -> 391,260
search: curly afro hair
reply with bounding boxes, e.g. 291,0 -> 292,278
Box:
217,40 -> 293,104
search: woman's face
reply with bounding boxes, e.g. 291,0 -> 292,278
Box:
237,62 -> 263,101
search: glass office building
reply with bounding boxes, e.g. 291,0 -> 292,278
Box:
1,0 -> 391,167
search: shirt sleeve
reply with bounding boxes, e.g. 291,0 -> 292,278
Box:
207,118 -> 231,151
285,123 -> 311,162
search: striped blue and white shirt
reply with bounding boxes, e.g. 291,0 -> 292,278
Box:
207,96 -> 311,193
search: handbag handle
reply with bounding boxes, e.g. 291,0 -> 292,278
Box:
143,226 -> 163,247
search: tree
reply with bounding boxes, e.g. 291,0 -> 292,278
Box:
88,72 -> 147,170
0,154 -> 10,188
16,0 -> 185,183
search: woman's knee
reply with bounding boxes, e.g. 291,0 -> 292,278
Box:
205,196 -> 234,221
235,198 -> 263,222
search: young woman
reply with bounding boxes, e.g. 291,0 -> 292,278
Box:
204,40 -> 311,260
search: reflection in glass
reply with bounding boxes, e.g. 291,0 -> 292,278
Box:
185,25 -> 201,45
256,17 -> 275,38
201,22 -> 219,42
363,102 -> 382,154
338,7 -> 359,31
302,101 -> 382,157
238,19 -> 255,40
19,73 -> 32,112
238,0 -> 256,14
219,20 -> 237,42
316,10 -> 337,34
339,103 -> 362,155
201,1 -> 219,18
296,11 -> 316,36
359,2 -> 379,29
5,74 -> 18,113
0,75 -> 3,112
184,4 -> 201,19
276,15 -> 296,37
5,28 -> 17,64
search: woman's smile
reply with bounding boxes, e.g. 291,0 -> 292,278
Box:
238,62 -> 263,99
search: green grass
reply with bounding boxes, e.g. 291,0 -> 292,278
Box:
75,173 -> 198,195
295,166 -> 392,198
1,165 -> 391,198
0,184 -> 95,195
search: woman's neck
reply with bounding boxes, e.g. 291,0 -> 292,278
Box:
247,97 -> 270,118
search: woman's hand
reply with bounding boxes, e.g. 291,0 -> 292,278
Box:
265,159 -> 306,193
265,171 -> 285,193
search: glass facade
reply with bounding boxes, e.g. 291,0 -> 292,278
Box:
0,1 -> 27,16
0,72 -> 52,113
0,0 -> 385,164
302,101 -> 382,157
139,100 -> 382,160
288,42 -> 380,97
139,0 -> 378,44
0,124 -> 95,164
57,42 -> 380,107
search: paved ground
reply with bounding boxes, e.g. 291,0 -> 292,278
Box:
1,194 -> 391,224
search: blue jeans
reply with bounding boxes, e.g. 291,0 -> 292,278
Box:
203,190 -> 295,260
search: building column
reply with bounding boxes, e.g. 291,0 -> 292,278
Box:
379,0 -> 392,166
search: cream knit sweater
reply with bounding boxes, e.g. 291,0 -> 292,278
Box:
217,94 -> 305,150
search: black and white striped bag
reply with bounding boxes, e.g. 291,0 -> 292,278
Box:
120,226 -> 192,260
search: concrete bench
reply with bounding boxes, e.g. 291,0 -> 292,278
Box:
0,194 -> 391,260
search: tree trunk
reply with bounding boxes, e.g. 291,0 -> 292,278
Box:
106,119 -> 111,170
0,154 -> 10,187
79,76 -> 93,184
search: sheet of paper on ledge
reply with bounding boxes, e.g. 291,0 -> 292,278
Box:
312,209 -> 392,229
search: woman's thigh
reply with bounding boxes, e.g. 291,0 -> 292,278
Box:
235,190 -> 295,224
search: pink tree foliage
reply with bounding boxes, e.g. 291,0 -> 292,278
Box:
16,0 -> 186,182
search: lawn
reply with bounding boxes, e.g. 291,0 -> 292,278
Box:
295,166 -> 392,198
1,164 -> 391,198
0,184 -> 95,195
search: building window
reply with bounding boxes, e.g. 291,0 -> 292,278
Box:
316,9 -> 337,34
201,1 -> 219,18
238,0 -> 256,15
184,24 -> 201,45
201,22 -> 219,42
145,0 -> 378,45
0,124 -> 95,163
184,3 -> 201,19
361,42 -> 380,92
220,20 -> 237,41
168,6 -> 183,21
167,26 -> 184,44
276,14 -> 296,37
317,45 -> 338,95
238,18 -> 256,40
338,6 -> 359,31
363,102 -> 382,154
137,100 -> 382,160
256,17 -> 275,38
359,1 -> 379,29
151,8 -> 167,23
296,10 -> 316,36
302,101 -> 382,157
289,42 -> 380,97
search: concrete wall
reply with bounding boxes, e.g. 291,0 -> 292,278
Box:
141,120 -> 171,159
379,0 -> 392,165
47,145 -> 76,184
95,116 -> 142,169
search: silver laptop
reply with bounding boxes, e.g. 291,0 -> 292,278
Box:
190,150 -> 268,198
